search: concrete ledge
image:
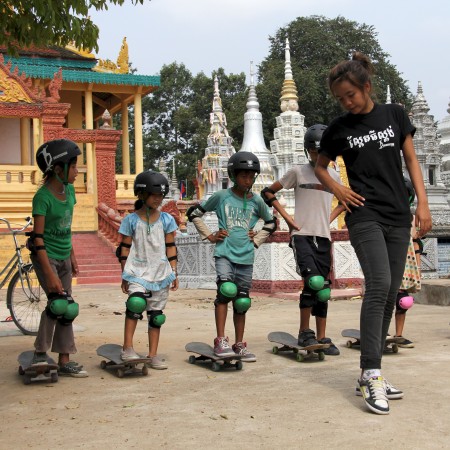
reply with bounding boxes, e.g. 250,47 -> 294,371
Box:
414,280 -> 450,306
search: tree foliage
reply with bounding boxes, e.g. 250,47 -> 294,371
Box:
0,0 -> 146,54
257,16 -> 413,142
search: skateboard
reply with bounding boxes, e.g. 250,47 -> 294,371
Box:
268,331 -> 330,362
185,342 -> 243,372
18,351 -> 59,385
96,344 -> 151,378
341,329 -> 405,354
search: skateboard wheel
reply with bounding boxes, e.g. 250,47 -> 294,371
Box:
18,366 -> 25,376
211,362 -> 221,372
117,368 -> 125,378
100,360 -> 107,370
51,372 -> 58,383
142,366 -> 149,376
392,344 -> 398,353
188,355 -> 196,364
235,361 -> 243,371
272,346 -> 279,354
318,352 -> 325,361
23,375 -> 32,385
296,353 -> 305,362
346,340 -> 353,348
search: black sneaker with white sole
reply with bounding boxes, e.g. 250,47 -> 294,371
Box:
356,378 -> 403,399
358,376 -> 389,415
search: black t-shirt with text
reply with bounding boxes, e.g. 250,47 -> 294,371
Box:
320,103 -> 415,228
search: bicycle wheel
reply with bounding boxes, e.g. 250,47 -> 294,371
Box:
6,264 -> 45,335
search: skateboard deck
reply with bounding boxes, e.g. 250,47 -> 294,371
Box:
268,331 -> 330,362
18,351 -> 59,385
341,329 -> 405,353
97,344 -> 151,377
185,342 -> 243,372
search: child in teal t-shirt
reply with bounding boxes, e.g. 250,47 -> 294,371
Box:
187,151 -> 276,361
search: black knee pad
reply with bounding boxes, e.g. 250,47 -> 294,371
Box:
147,310 -> 166,328
215,277 -> 237,307
299,290 -> 316,309
233,289 -> 251,315
126,292 -> 150,320
311,299 -> 328,318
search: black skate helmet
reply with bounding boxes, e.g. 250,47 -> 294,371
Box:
227,151 -> 261,181
36,139 -> 81,183
304,124 -> 327,166
404,177 -> 416,206
134,170 -> 170,197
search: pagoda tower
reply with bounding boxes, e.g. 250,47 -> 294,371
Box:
437,98 -> 450,203
240,62 -> 274,193
410,82 -> 450,233
410,82 -> 450,278
269,38 -> 307,213
200,76 -> 235,200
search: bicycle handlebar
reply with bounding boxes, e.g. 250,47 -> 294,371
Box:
0,217 -> 32,233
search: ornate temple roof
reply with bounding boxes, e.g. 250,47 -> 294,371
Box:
0,42 -> 159,88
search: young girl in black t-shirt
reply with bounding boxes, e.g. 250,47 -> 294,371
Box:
315,52 -> 431,415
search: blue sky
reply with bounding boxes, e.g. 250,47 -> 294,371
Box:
91,0 -> 450,122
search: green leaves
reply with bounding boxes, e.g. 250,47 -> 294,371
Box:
0,0 -> 147,54
258,15 -> 413,133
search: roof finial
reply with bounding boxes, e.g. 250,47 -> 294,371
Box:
386,85 -> 391,104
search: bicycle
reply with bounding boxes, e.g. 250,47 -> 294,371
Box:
0,217 -> 45,335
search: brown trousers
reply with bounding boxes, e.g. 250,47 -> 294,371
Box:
31,256 -> 77,355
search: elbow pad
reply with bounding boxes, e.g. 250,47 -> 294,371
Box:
187,204 -> 206,222
262,217 -> 277,235
260,187 -> 277,206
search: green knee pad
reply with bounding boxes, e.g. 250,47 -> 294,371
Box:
49,298 -> 69,316
220,281 -> 238,299
234,297 -> 251,314
307,275 -> 325,291
63,302 -> 79,320
316,288 -> 331,302
127,295 -> 147,314
148,310 -> 166,328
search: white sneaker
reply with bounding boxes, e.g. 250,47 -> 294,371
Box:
358,376 -> 389,415
120,347 -> 140,361
213,336 -> 235,357
148,355 -> 168,370
232,342 -> 257,362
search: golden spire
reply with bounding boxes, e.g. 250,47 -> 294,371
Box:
280,38 -> 299,112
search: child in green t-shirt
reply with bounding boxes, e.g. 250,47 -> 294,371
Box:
30,139 -> 87,377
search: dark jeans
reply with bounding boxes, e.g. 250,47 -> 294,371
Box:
348,221 -> 410,370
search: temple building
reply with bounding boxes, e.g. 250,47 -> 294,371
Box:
0,40 -> 160,283
410,83 -> 450,277
197,76 -> 235,200
0,39 -> 159,226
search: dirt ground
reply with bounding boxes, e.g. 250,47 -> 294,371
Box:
1,285 -> 449,449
